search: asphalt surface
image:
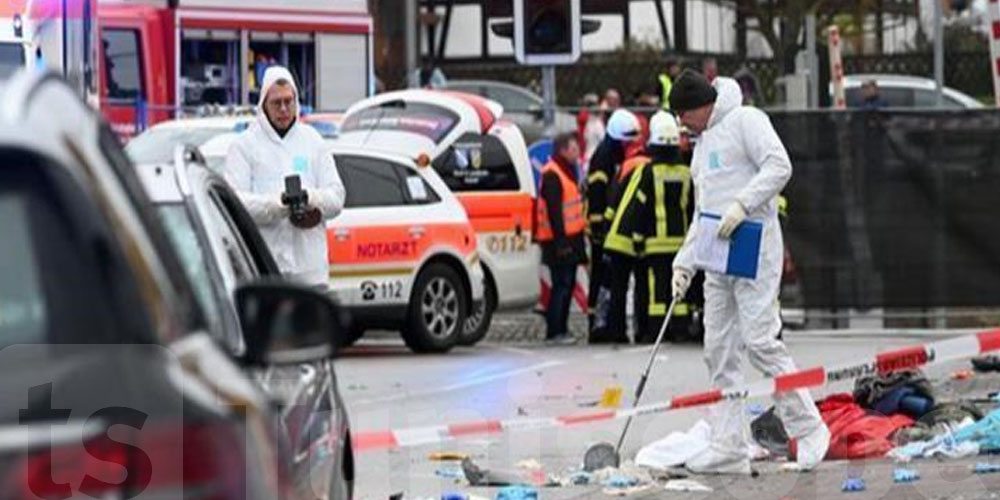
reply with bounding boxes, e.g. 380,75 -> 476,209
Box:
336,314 -> 1000,500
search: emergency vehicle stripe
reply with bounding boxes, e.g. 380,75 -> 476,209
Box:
437,91 -> 498,133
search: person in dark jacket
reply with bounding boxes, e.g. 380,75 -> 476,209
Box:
537,133 -> 587,344
586,109 -> 640,342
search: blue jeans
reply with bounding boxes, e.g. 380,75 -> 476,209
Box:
546,263 -> 577,338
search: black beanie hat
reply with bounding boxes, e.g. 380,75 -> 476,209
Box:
669,69 -> 717,112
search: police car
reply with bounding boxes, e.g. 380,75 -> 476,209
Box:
337,89 -> 540,344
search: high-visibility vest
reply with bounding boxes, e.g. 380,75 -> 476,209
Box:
659,74 -> 672,109
644,163 -> 692,255
603,162 -> 647,257
535,161 -> 585,242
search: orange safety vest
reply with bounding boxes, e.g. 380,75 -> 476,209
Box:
535,161 -> 585,242
618,155 -> 650,183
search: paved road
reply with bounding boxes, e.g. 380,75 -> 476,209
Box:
336,322 -> 1000,499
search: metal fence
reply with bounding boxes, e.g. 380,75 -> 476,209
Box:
441,51 -> 995,106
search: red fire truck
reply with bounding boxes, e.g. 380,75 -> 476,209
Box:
97,0 -> 373,138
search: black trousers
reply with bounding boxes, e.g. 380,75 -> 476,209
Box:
546,263 -> 577,338
590,252 -> 638,343
635,254 -> 705,344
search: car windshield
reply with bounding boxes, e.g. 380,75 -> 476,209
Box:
155,203 -> 223,336
126,126 -> 233,165
0,42 -> 25,80
340,102 -> 459,143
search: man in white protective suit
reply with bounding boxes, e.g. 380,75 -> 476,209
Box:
668,69 -> 830,474
224,66 -> 345,288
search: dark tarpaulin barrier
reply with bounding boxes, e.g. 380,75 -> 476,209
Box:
770,110 -> 1000,308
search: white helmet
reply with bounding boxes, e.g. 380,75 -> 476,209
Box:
606,109 -> 641,142
647,110 -> 680,147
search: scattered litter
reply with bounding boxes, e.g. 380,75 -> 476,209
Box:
517,407 -> 528,416
435,467 -> 465,480
495,486 -> 537,500
974,463 -> 1000,474
602,475 -> 639,488
390,493 -> 404,500
814,394 -> 914,459
515,459 -> 543,470
779,463 -> 803,473
971,355 -> 1000,373
462,458 -> 539,487
563,471 -> 594,485
893,468 -> 920,483
442,493 -> 468,500
954,406 -> 1000,453
635,420 -> 711,469
600,386 -> 624,408
953,369 -> 975,380
664,479 -> 713,492
602,484 -> 652,496
429,452 -> 468,461
746,403 -> 765,417
578,400 -> 600,408
841,477 -> 866,492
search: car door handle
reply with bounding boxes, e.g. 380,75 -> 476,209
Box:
409,226 -> 426,238
334,228 -> 350,241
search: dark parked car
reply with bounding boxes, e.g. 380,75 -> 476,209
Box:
135,146 -> 354,500
0,71 -> 347,499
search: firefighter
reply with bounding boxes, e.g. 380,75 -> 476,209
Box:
629,111 -> 698,343
586,109 -> 640,342
595,140 -> 651,343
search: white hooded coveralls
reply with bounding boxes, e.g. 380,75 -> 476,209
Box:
674,78 -> 824,463
224,66 -> 346,287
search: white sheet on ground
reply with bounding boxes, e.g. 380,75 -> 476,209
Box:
635,420 -> 711,469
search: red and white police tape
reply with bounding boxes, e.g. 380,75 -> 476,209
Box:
353,328 -> 1000,453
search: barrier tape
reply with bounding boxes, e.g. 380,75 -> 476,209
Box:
353,328 -> 1000,453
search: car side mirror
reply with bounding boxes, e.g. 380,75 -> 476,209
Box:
235,281 -> 347,366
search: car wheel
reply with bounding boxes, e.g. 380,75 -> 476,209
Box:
401,263 -> 466,353
459,277 -> 496,346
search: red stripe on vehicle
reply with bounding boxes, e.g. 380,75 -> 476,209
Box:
557,411 -> 616,425
876,346 -> 928,374
671,390 -> 723,409
978,329 -> 1000,354
353,431 -> 398,451
448,420 -> 502,437
775,367 -> 826,393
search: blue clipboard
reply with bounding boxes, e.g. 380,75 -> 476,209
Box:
699,213 -> 763,279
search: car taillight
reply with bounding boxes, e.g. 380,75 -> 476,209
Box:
6,422 -> 256,500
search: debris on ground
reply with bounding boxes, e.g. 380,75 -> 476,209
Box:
751,408 -> 790,459
807,393 -> 914,460
664,479 -> 714,492
953,369 -> 975,380
779,463 -> 803,473
514,459 -> 543,470
854,370 -> 935,419
599,386 -> 623,408
893,468 -> 920,483
429,452 -> 469,461
841,477 -> 866,492
517,407 -> 528,416
954,406 -> 1000,452
561,471 -> 594,485
888,421 -> 979,462
462,458 -> 547,487
974,463 -> 1000,474
746,403 -> 766,417
635,420 -> 711,469
494,486 -> 537,500
602,484 -> 652,496
390,493 -> 404,500
442,493 -> 468,500
971,355 -> 1000,373
602,475 -> 639,489
435,467 -> 465,480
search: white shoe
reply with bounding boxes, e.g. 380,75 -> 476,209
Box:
796,423 -> 831,471
685,446 -> 752,475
